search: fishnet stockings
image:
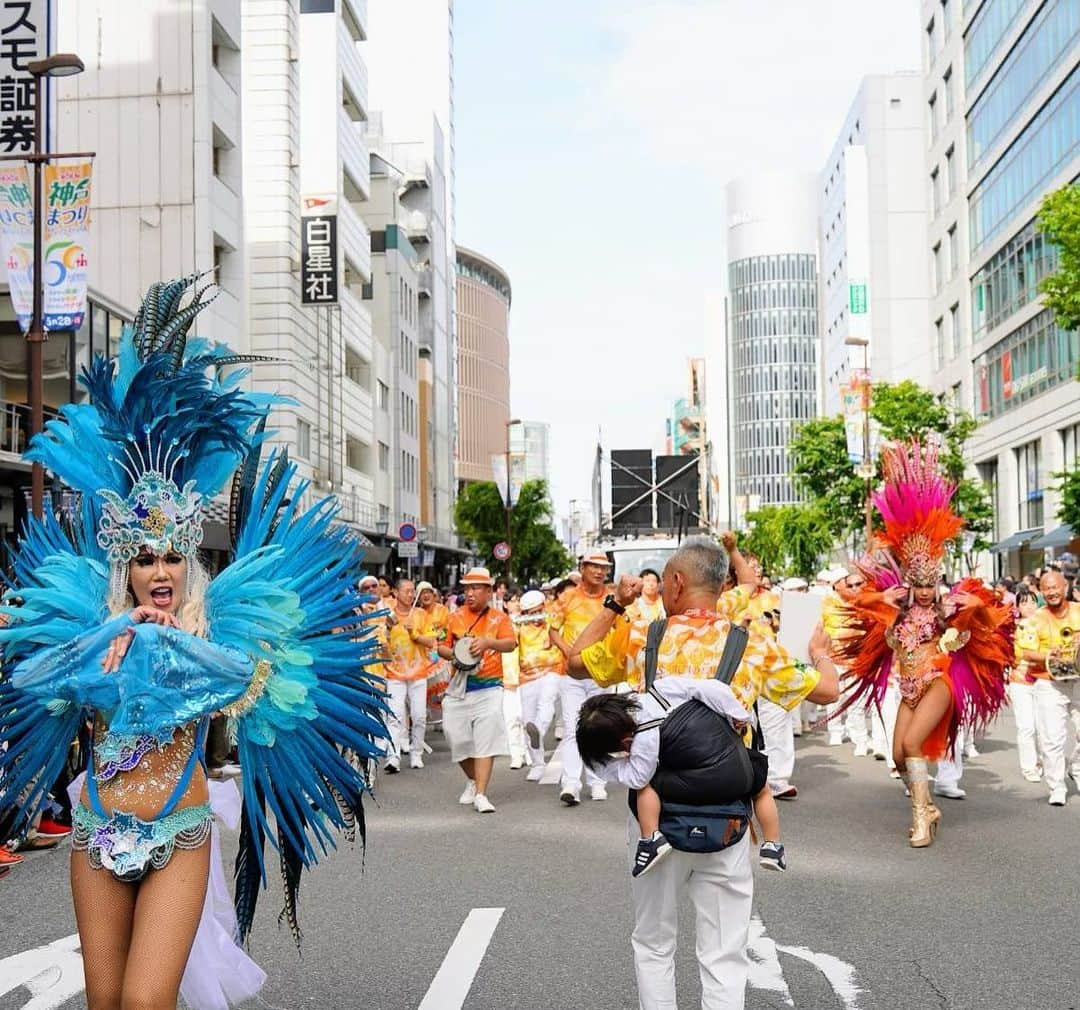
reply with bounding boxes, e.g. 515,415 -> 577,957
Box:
72,841 -> 209,1009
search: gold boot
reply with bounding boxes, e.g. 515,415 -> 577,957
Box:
907,758 -> 937,848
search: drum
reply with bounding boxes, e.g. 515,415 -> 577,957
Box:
452,637 -> 480,672
1048,627 -> 1080,681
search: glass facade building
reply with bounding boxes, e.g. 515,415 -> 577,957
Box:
728,253 -> 818,505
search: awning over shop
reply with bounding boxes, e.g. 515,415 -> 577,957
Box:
989,527 -> 1043,553
1029,524 -> 1076,550
360,544 -> 391,566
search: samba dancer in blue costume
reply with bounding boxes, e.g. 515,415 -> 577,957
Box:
0,275 -> 388,1010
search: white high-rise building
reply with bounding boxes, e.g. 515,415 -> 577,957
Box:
819,74 -> 932,416
242,0 -> 378,540
922,0 -> 1080,575
725,173 -> 820,520
364,0 -> 457,550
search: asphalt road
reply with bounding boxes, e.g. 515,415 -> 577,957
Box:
2,711 -> 1079,1010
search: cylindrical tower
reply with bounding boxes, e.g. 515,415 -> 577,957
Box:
726,173 -> 820,512
455,246 -> 512,486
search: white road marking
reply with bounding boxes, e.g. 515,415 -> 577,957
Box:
774,942 -> 864,1010
416,907 -> 505,1010
0,933 -> 84,1010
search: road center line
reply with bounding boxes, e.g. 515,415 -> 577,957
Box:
417,907 -> 505,1010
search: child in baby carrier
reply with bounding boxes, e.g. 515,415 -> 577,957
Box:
577,682 -> 786,877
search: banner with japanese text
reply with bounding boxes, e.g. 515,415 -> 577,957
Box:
43,161 -> 91,329
0,164 -> 34,330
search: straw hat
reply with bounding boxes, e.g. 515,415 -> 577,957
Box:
580,550 -> 612,568
461,567 -> 494,586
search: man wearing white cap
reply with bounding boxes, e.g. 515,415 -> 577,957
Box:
509,589 -> 567,779
550,550 -> 613,804
437,567 -> 517,812
384,578 -> 430,772
819,567 -> 873,755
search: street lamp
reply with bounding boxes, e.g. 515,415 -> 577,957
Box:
505,418 -> 521,581
0,54 -> 90,519
845,336 -> 873,548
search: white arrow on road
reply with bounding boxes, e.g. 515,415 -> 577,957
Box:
0,932 -> 84,1010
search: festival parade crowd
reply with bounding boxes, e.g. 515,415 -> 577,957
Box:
2,278 -> 1080,1009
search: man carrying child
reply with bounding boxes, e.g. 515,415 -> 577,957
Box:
567,535 -> 839,1010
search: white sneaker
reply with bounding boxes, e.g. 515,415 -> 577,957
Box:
963,744 -> 980,759
458,780 -> 477,804
934,782 -> 966,799
385,757 -> 400,775
827,735 -> 844,747
853,743 -> 871,758
473,794 -> 496,813
526,765 -> 545,782
509,757 -> 524,770
219,762 -> 242,777
1023,769 -> 1043,783
1049,788 -> 1067,807
560,785 -> 581,806
590,782 -> 608,801
410,752 -> 424,769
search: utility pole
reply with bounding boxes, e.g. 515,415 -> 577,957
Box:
505,418 -> 521,582
846,336 -> 873,548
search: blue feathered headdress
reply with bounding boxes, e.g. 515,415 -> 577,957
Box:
25,272 -> 269,567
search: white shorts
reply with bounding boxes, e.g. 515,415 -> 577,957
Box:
442,687 -> 508,762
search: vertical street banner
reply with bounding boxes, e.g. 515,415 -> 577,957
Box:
43,161 -> 91,329
841,370 -> 871,464
0,163 -> 32,328
0,0 -> 47,155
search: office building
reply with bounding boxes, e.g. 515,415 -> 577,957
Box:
820,74 -> 933,416
455,246 -> 511,486
726,173 -> 820,519
666,358 -> 716,526
921,0 -> 1079,573
510,421 -> 551,488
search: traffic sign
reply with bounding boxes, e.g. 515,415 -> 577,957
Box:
397,541 -> 419,558
399,522 -> 417,542
493,541 -> 511,561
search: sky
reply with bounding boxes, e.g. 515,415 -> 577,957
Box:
454,0 -> 922,528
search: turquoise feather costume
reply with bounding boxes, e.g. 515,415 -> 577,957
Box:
0,274 -> 388,950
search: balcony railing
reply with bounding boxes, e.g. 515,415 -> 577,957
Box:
0,400 -> 60,457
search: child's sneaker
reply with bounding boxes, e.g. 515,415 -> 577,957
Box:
759,841 -> 786,872
632,831 -> 672,878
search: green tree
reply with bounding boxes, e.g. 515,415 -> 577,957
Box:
787,379 -> 994,562
743,503 -> 833,580
788,417 -> 865,540
1037,182 -> 1080,335
1053,468 -> 1080,534
453,478 -> 573,584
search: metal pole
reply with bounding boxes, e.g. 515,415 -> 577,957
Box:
505,426 -> 513,583
28,74 -> 44,520
863,344 -> 872,548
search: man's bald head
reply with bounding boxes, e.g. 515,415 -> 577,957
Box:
1041,570 -> 1067,608
664,537 -> 729,596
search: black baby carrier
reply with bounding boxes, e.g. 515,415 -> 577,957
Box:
632,617 -> 765,853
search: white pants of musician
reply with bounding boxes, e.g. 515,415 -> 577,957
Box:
870,683 -> 902,768
1006,681 -> 1041,776
520,673 -> 561,768
503,688 -> 527,764
757,698 -> 795,791
826,695 -> 871,748
628,819 -> 753,1010
1033,678 -> 1080,796
559,677 -> 604,790
387,678 -> 427,757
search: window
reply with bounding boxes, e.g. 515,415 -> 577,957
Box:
950,303 -> 961,354
378,441 -> 389,472
943,66 -> 954,121
377,380 -> 389,411
378,503 -> 390,524
1015,439 -> 1043,530
296,419 -> 311,460
928,92 -> 938,142
950,381 -> 962,412
925,16 -> 937,67
935,317 -> 945,369
977,460 -> 1000,543
930,168 -> 941,218
1062,423 -> 1080,471
945,146 -> 956,202
966,0 -> 1031,89
947,225 -> 959,279
971,217 -> 1059,337
933,243 -> 944,293
969,69 -> 1080,255
941,0 -> 951,40
966,0 -> 1080,173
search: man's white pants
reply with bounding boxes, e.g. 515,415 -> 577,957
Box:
387,678 -> 427,756
935,733 -> 963,787
1033,678 -> 1080,795
503,688 -> 527,763
870,683 -> 901,766
520,673 -> 561,767
1006,681 -> 1041,775
826,692 -> 870,748
628,819 -> 753,1010
757,698 -> 794,790
559,677 -> 604,790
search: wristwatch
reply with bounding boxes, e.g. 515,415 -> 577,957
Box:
603,594 -> 627,616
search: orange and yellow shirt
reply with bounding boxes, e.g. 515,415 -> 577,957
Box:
445,606 -> 515,692
507,614 -> 566,685
627,595 -> 665,624
581,606 -> 818,711
386,606 -> 430,681
550,586 -> 607,648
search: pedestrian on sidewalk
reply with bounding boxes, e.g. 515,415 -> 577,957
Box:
437,568 -> 517,813
568,536 -> 838,1010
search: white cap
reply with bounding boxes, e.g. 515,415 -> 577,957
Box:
816,566 -> 850,585
781,577 -> 808,592
415,580 -> 435,595
520,589 -> 546,612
